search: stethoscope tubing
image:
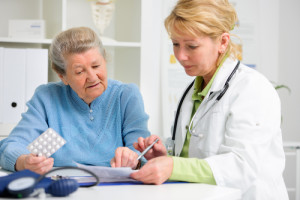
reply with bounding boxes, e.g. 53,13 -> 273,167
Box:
172,60 -> 240,140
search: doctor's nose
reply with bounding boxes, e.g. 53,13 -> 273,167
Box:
175,48 -> 189,62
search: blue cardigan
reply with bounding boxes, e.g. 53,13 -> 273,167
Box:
0,80 -> 150,171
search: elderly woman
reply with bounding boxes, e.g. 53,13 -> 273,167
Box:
0,27 -> 150,174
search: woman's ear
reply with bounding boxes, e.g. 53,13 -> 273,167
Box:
57,73 -> 68,85
218,32 -> 230,54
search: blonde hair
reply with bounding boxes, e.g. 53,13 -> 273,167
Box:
165,0 -> 241,65
50,27 -> 106,75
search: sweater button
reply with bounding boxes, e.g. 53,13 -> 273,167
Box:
90,109 -> 93,113
90,116 -> 94,121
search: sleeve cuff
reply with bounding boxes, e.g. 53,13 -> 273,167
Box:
1,146 -> 29,172
169,156 -> 216,185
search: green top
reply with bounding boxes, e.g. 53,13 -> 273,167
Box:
169,56 -> 228,184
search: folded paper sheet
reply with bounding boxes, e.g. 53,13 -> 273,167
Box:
75,163 -> 139,183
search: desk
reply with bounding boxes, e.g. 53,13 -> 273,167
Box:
24,183 -> 241,200
0,169 -> 241,200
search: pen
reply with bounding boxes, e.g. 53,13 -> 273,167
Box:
137,138 -> 159,160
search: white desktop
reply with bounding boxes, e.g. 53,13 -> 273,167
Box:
0,167 -> 241,200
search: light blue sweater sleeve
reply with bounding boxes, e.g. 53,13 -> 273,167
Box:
0,80 -> 150,171
120,83 -> 149,150
0,84 -> 50,171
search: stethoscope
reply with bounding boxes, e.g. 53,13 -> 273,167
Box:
172,60 -> 240,141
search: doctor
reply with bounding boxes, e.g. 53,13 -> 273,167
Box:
113,0 -> 288,199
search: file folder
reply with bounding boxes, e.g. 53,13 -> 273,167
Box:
0,48 -> 48,124
0,48 -> 3,123
2,48 -> 26,123
25,49 -> 48,102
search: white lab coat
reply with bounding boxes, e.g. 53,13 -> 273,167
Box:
173,58 -> 288,200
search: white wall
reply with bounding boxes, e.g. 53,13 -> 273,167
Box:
258,1 -> 300,198
278,2 -> 300,194
278,0 -> 300,142
140,0 -> 163,136
250,0 -> 300,142
258,0 -> 280,82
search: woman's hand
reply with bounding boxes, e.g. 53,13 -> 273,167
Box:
130,156 -> 173,185
133,135 -> 167,160
15,154 -> 54,174
110,147 -> 139,169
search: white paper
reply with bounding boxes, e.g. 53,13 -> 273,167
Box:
76,163 -> 139,183
0,171 -> 8,177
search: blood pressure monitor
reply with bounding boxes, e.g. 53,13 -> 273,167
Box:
7,177 -> 36,198
4,166 -> 100,198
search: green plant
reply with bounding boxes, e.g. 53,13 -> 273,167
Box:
274,84 -> 291,94
272,82 -> 291,124
272,82 -> 291,94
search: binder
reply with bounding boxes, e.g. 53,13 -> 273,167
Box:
2,48 -> 26,123
0,48 -> 48,124
25,49 -> 48,102
0,48 -> 3,123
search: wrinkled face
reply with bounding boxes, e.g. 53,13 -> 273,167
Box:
171,33 -> 222,82
59,47 -> 107,105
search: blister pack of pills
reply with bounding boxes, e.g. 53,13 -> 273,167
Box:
27,128 -> 66,157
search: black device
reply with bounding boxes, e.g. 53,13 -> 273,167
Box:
4,166 -> 100,198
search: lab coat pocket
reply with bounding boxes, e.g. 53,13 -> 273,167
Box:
190,107 -> 226,158
206,110 -> 226,154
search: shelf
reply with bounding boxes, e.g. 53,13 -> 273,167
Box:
283,141 -> 300,148
0,37 -> 52,44
0,0 -> 162,135
101,37 -> 141,47
0,37 -> 141,47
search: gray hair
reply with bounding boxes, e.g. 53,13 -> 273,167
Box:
50,27 -> 106,75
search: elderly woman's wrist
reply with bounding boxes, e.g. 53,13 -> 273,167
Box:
15,155 -> 25,171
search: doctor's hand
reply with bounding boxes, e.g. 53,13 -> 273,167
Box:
15,154 -> 54,175
133,135 -> 167,160
110,147 -> 139,169
130,156 -> 173,185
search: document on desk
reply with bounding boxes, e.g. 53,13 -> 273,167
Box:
75,163 -> 139,183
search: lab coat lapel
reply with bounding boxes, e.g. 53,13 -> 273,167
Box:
189,59 -> 239,132
210,58 -> 239,93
